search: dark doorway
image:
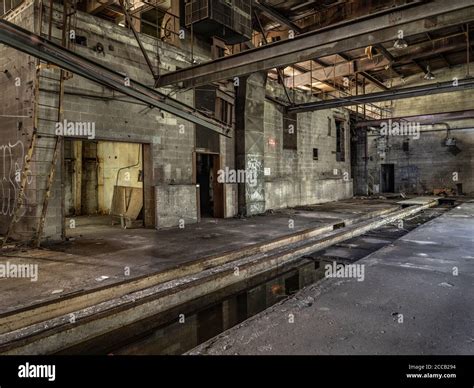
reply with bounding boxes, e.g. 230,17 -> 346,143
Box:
381,163 -> 395,193
195,153 -> 224,218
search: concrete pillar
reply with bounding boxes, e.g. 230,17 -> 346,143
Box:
235,72 -> 267,216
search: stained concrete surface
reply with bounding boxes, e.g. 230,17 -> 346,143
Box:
0,199 -> 397,313
190,202 -> 474,355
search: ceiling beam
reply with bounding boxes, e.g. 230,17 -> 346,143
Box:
284,34 -> 473,89
156,1 -> 474,88
355,109 -> 474,127
375,44 -> 404,77
0,19 -> 232,137
254,1 -> 303,34
284,56 -> 391,87
412,58 -> 428,72
287,78 -> 474,113
359,71 -> 389,90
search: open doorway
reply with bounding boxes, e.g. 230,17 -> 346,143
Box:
195,152 -> 224,219
64,139 -> 147,236
381,163 -> 395,193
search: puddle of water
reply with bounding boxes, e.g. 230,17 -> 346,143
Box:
401,239 -> 438,245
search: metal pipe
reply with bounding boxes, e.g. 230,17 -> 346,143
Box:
115,144 -> 141,187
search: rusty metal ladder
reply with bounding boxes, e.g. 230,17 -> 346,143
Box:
2,0 -> 74,248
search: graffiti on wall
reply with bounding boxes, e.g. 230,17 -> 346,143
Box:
246,154 -> 265,214
0,140 -> 32,218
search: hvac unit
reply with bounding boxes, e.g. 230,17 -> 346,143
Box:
184,0 -> 252,44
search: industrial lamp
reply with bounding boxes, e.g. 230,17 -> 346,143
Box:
393,38 -> 408,49
424,65 -> 435,80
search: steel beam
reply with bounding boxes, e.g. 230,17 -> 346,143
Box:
359,72 -> 389,91
254,1 -> 303,33
284,58 -> 393,88
156,1 -> 474,88
287,78 -> 474,113
355,109 -> 474,127
0,19 -> 232,137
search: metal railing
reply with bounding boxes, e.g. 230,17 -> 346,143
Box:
1,0 -> 24,17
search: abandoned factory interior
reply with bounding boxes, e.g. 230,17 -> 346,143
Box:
0,0 -> 473,371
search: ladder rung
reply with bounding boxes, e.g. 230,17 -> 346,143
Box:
38,74 -> 61,81
37,103 -> 60,109
38,118 -> 60,122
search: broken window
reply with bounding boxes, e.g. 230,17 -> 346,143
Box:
335,119 -> 345,162
283,111 -> 297,150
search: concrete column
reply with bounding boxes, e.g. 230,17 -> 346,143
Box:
235,72 -> 267,216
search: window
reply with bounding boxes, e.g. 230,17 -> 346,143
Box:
335,119 -> 345,162
283,111 -> 297,150
313,148 -> 319,160
215,90 -> 234,126
212,37 -> 227,59
402,139 -> 409,152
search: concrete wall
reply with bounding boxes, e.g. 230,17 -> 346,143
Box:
155,184 -> 198,228
359,64 -> 474,195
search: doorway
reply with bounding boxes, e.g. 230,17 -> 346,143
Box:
381,163 -> 395,193
64,139 -> 150,235
195,152 -> 224,218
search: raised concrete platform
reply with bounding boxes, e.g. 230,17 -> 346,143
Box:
191,202 -> 474,355
0,199 -> 398,314
0,199 -> 434,354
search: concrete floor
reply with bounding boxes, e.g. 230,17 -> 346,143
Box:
0,199 -> 397,313
190,202 -> 474,355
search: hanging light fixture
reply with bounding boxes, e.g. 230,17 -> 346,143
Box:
393,38 -> 408,49
424,65 -> 435,80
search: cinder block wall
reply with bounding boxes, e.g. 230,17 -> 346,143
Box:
363,64 -> 474,195
44,5 -> 211,235
1,2 -> 356,242
0,1 -> 37,238
264,81 -> 353,209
